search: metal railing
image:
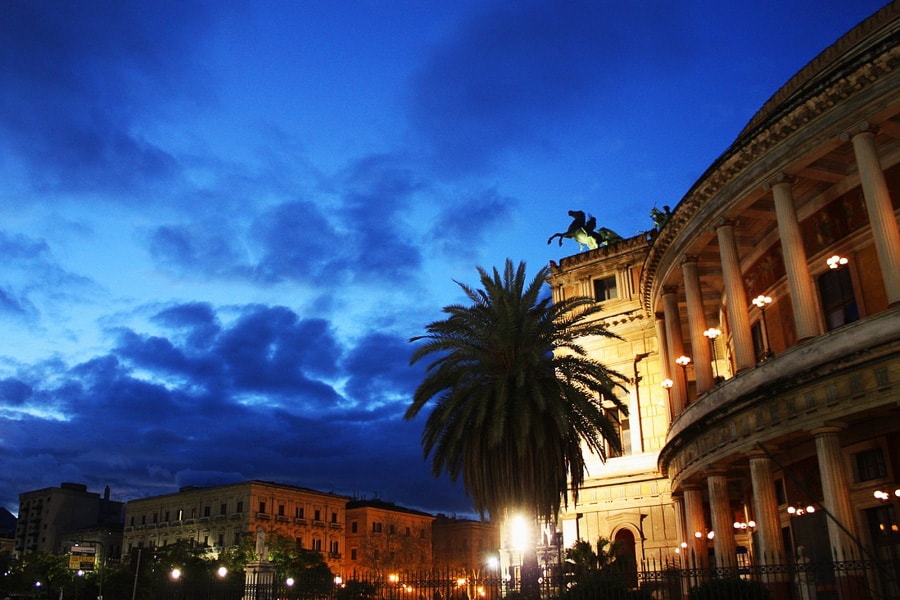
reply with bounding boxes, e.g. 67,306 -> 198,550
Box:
145,557 -> 900,600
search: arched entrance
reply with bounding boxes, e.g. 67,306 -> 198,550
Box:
614,528 -> 638,588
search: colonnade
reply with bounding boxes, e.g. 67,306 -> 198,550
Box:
657,124 -> 900,412
674,427 -> 860,577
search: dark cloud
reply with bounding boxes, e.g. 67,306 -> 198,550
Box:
427,188 -> 517,259
0,1 -> 214,196
0,300 -> 474,515
0,231 -> 96,323
0,379 -> 32,406
146,154 -> 427,285
409,2 -> 686,172
148,224 -> 248,279
342,332 -> 421,405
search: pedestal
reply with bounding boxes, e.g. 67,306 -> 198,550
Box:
244,560 -> 276,600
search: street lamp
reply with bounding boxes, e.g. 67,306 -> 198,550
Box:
703,328 -> 722,379
751,295 -> 773,358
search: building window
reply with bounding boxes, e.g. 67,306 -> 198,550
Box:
165,511 -> 170,522
177,509 -> 183,521
351,549 -> 357,561
236,501 -> 243,514
220,503 -> 227,515
278,504 -> 285,516
296,507 -> 304,519
818,267 -> 858,330
855,448 -> 887,482
330,541 -> 339,554
593,275 -> 618,301
372,522 -> 382,533
604,405 -> 630,457
331,511 -> 338,523
405,527 -> 411,537
259,502 -> 266,514
203,506 -> 211,517
351,521 -> 358,533
314,509 -> 321,521
312,538 -> 322,551
389,524 -> 396,535
152,513 -> 158,523
218,534 -> 224,547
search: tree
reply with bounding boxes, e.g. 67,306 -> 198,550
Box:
406,259 -> 628,522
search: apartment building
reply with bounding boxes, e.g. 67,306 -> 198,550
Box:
343,499 -> 434,578
122,480 -> 349,573
14,483 -> 123,560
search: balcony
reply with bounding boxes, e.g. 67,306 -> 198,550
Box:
660,306 -> 900,487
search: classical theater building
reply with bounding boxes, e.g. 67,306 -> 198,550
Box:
549,1 -> 900,595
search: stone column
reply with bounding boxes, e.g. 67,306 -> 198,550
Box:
682,257 -> 714,394
654,312 -> 672,422
813,427 -> 858,558
662,287 -> 688,416
769,176 -> 823,341
707,471 -> 736,568
715,219 -> 755,370
683,484 -> 708,569
749,451 -> 791,600
748,452 -> 786,564
849,126 -> 900,305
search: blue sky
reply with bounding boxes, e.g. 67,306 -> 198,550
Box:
0,0 -> 889,517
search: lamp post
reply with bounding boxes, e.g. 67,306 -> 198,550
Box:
751,295 -> 773,358
675,355 -> 691,401
703,328 -> 721,380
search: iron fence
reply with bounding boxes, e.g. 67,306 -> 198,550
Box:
147,558 -> 900,600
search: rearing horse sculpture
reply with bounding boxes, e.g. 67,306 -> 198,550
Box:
547,210 -> 622,251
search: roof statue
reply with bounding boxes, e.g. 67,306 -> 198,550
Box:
547,210 -> 622,252
650,205 -> 672,231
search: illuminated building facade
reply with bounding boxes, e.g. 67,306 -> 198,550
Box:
122,480 -> 349,573
547,2 -> 900,595
431,514 -> 499,575
343,499 -> 434,579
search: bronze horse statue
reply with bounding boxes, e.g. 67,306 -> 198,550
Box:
547,210 -> 622,251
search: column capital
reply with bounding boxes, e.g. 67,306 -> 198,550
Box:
812,424 -> 846,436
747,449 -> 771,460
704,468 -> 729,478
662,285 -> 680,296
762,172 -> 796,190
713,217 -> 737,231
840,120 -> 878,141
681,254 -> 699,266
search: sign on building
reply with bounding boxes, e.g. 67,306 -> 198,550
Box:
68,545 -> 96,571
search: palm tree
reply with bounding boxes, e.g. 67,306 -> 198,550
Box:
405,259 -> 628,522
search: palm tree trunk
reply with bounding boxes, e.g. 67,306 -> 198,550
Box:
520,548 -> 541,600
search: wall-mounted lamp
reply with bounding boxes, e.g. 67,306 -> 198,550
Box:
874,489 -> 900,501
751,295 -> 773,359
703,328 -> 722,379
827,255 -> 849,269
787,503 -> 816,517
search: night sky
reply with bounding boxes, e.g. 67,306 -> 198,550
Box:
0,0 -> 889,517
